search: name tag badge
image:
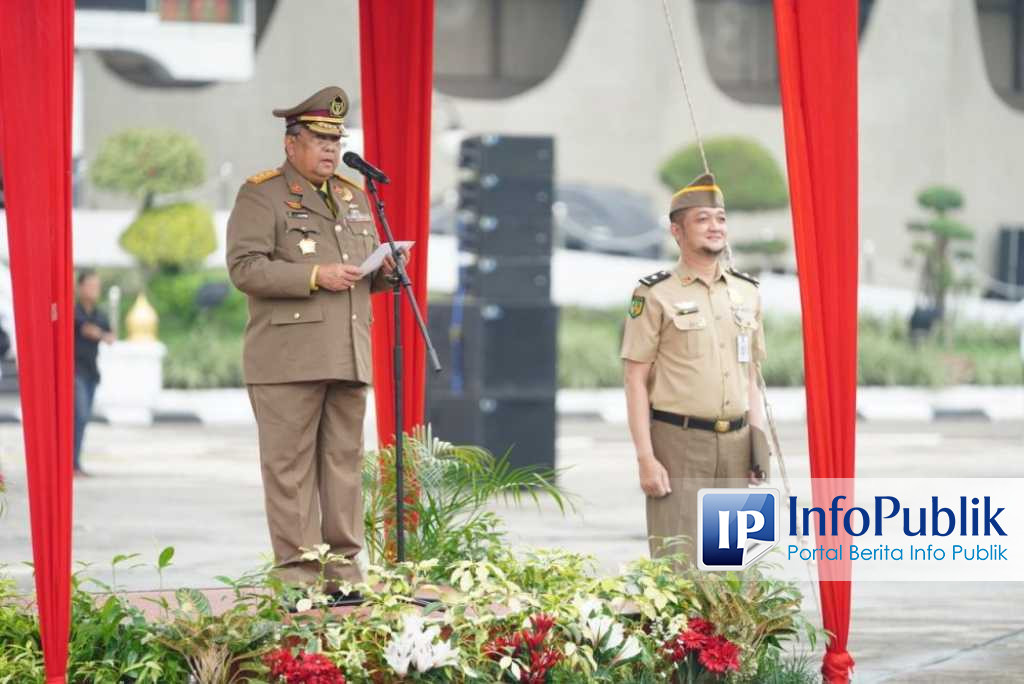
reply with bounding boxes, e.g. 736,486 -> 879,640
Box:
737,334 -> 751,363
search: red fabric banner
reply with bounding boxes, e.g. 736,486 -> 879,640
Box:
0,2 -> 76,682
359,0 -> 434,446
772,1 -> 859,682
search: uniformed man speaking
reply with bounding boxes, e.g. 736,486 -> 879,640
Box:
227,86 -> 396,590
621,172 -> 768,563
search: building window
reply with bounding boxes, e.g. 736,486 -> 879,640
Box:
434,0 -> 584,99
977,0 -> 1024,110
695,0 -> 875,106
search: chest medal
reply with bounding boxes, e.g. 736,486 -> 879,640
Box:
298,237 -> 317,255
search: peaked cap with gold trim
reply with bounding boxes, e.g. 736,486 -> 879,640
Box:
669,172 -> 725,217
272,85 -> 349,137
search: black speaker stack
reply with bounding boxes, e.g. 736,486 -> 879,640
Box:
427,135 -> 558,472
992,225 -> 1024,300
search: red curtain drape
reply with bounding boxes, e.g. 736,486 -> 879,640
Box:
0,2 -> 76,683
359,0 -> 434,446
773,1 -> 859,682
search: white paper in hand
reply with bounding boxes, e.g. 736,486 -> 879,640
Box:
359,241 -> 414,276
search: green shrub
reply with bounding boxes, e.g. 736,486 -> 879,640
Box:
120,203 -> 217,274
554,308 -> 1019,390
90,128 -> 206,207
558,307 -> 625,388
658,136 -> 788,211
162,327 -> 243,389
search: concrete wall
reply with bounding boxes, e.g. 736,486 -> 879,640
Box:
71,0 -> 1024,291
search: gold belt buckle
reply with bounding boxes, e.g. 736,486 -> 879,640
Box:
714,419 -> 730,433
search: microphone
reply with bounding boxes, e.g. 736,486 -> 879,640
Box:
343,151 -> 390,185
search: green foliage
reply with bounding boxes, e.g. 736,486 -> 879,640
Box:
658,137 -> 789,211
362,426 -> 573,572
120,203 -> 217,274
163,328 -> 244,389
559,307 -> 625,389
917,186 -> 963,214
556,308 -> 1020,389
90,129 -> 206,205
0,472 -> 816,684
732,239 -> 789,256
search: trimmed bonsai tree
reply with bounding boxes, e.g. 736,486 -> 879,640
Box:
907,185 -> 975,326
91,128 -> 215,278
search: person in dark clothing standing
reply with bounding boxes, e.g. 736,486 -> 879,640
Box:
73,270 -> 114,476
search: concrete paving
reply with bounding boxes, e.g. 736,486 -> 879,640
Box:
0,418 -> 1022,681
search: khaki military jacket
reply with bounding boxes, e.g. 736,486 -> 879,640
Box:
620,260 -> 766,419
226,160 -> 389,385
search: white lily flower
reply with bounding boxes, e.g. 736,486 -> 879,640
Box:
604,621 -> 625,652
384,639 -> 411,677
412,641 -> 434,673
586,615 -> 615,646
612,635 -> 642,664
432,640 -> 460,669
384,613 -> 462,676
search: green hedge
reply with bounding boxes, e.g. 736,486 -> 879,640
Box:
557,307 -> 1021,389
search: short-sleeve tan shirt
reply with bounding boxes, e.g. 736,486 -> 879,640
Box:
620,261 -> 766,419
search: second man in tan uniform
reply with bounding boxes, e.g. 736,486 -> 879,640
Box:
621,172 -> 768,563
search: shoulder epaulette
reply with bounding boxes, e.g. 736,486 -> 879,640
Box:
728,268 -> 760,287
638,270 -> 671,287
246,168 -> 281,185
334,172 -> 363,190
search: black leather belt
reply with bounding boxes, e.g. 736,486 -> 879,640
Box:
651,409 -> 747,434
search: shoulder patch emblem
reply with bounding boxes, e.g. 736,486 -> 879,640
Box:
629,295 -> 646,318
727,268 -> 760,287
246,168 -> 281,185
638,270 -> 671,287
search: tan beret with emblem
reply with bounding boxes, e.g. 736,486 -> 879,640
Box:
669,172 -> 725,218
272,85 -> 349,137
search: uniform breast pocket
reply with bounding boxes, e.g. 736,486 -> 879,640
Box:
270,300 -> 324,326
671,313 -> 707,358
344,219 -> 377,262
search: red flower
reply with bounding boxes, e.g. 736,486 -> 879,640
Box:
483,633 -> 522,661
530,613 -> 556,636
687,617 -> 716,635
263,648 -> 347,684
697,635 -> 741,674
678,629 -> 708,653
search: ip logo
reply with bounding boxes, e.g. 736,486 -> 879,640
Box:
698,489 -> 779,570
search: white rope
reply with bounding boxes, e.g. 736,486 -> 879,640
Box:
660,0 -> 710,174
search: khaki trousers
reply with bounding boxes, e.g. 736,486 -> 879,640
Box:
646,419 -> 751,564
247,380 -> 367,586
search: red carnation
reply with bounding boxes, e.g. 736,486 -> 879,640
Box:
687,616 -> 715,635
678,629 -> 708,653
697,635 -> 741,674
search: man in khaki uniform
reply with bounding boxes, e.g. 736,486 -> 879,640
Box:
227,86 -> 396,590
621,172 -> 769,563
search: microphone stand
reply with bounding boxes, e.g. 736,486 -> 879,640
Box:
364,176 -> 442,566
